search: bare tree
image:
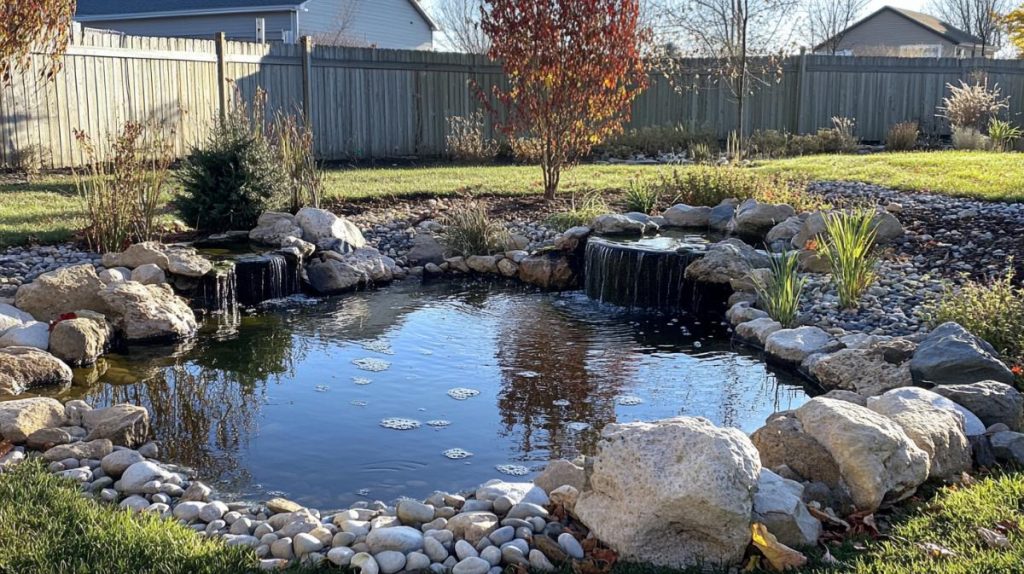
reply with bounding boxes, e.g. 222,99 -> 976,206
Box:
434,0 -> 490,54
652,0 -> 797,147
928,0 -> 1011,57
804,0 -> 869,54
315,0 -> 368,47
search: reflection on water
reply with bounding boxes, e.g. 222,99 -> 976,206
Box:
27,279 -> 810,507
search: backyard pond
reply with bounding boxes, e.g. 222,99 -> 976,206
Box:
53,279 -> 810,508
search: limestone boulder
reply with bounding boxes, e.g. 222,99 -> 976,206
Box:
804,344 -> 913,396
42,438 -> 113,462
752,469 -> 821,548
866,387 -> 973,480
48,312 -> 112,366
0,303 -> 33,335
765,216 -> 805,246
0,321 -> 49,350
517,253 -> 577,291
662,205 -> 711,228
98,282 -> 198,342
750,413 -> 843,489
794,398 -> 929,511
306,248 -> 396,294
14,264 -> 106,321
534,459 -> 585,494
405,234 -> 446,266
726,302 -> 769,326
130,264 -> 166,285
82,404 -> 150,447
933,381 -> 1024,431
765,326 -> 837,365
683,239 -> 770,285
0,397 -> 66,443
465,255 -> 499,274
734,318 -> 782,347
591,214 -> 645,235
733,199 -> 796,237
166,249 -> 213,278
0,347 -> 73,396
250,212 -> 304,246
100,242 -> 169,270
294,207 -> 366,253
910,322 -> 1014,385
575,417 -> 761,568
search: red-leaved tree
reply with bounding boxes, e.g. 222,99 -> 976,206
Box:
1,0 -> 77,85
478,0 -> 649,200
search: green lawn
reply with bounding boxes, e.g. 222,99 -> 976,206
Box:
3,151 -> 1024,248
752,151 -> 1024,202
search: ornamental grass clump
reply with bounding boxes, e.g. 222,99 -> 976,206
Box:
886,121 -> 919,151
987,118 -> 1022,152
752,250 -> 805,328
623,178 -> 659,214
546,190 -> 609,231
441,203 -> 511,256
820,208 -> 879,309
938,79 -> 1009,131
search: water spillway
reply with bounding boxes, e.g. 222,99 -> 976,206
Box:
234,253 -> 301,307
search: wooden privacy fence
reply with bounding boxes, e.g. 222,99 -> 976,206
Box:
5,28 -> 1024,169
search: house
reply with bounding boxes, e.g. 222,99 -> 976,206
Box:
74,0 -> 439,50
814,6 -> 992,58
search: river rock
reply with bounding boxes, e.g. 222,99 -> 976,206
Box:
306,248 -> 396,294
406,234 -> 446,266
517,253 -> 577,290
101,449 -> 145,477
0,398 -> 66,443
98,282 -> 198,342
366,526 -> 424,554
465,255 -> 499,274
910,322 -> 1014,385
726,302 -> 769,326
990,431 -> 1024,465
533,459 -> 585,493
765,326 -> 836,365
662,205 -> 711,227
82,404 -> 150,447
48,313 -> 112,367
804,345 -> 912,396
14,264 -> 106,321
119,460 -> 173,494
794,398 -> 929,511
397,500 -> 435,525
446,512 -> 498,545
752,469 -> 821,548
683,239 -> 770,285
733,199 -> 795,236
591,214 -> 645,235
933,381 -> 1024,431
575,417 -> 760,568
866,388 -> 973,480
295,207 -> 366,253
0,321 -> 49,350
42,438 -> 113,462
26,427 -> 74,450
0,347 -> 73,396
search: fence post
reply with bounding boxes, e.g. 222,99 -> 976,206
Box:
215,32 -> 228,123
301,36 -> 313,127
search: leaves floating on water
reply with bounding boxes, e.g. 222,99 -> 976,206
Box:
617,395 -> 644,406
379,418 -> 421,430
352,377 -> 372,385
427,420 -> 451,427
443,448 -> 473,460
352,358 -> 391,372
356,488 -> 370,496
361,340 -> 395,355
314,385 -> 330,392
495,464 -> 530,476
751,522 -> 807,571
567,422 -> 591,432
350,400 -> 368,407
447,387 -> 481,400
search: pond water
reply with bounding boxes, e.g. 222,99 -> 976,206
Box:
51,279 -> 809,508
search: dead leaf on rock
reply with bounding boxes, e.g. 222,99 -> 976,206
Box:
978,527 -> 1010,549
751,523 -> 808,571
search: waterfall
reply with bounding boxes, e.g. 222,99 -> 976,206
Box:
583,236 -> 729,313
180,263 -> 238,319
234,253 -> 301,307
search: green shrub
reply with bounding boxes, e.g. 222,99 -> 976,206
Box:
446,110 -> 498,162
786,133 -> 823,156
952,126 -> 991,151
73,121 -> 174,253
939,79 -> 1009,130
657,166 -> 825,213
987,118 -> 1022,152
752,251 -> 805,328
593,123 -> 715,158
176,101 -> 286,232
815,116 -> 858,153
546,190 -> 609,231
441,203 -> 511,256
5,143 -> 44,179
886,122 -> 919,151
746,129 -> 790,159
820,208 -> 879,309
922,267 -> 1024,369
623,178 -> 659,214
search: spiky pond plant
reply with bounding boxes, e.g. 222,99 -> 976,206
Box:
441,204 -> 510,256
752,250 -> 805,328
821,208 -> 879,309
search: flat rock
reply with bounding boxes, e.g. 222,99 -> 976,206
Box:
82,404 -> 149,447
0,397 -> 66,443
933,381 -> 1024,431
910,322 -> 1014,385
0,347 -> 73,396
752,469 -> 821,548
765,326 -> 835,364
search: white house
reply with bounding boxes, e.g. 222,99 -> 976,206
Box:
75,0 -> 439,50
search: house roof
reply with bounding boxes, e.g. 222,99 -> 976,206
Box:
814,5 -> 984,51
76,0 -> 440,31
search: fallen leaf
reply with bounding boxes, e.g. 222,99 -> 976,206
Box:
808,506 -> 850,530
0,440 -> 11,458
751,523 -> 808,571
818,544 -> 847,567
848,511 -> 880,538
978,527 -> 1010,549
918,542 -> 957,559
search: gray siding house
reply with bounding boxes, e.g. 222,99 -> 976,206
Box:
814,6 -> 990,58
75,0 -> 438,49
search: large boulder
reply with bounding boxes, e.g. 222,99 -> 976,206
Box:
517,253 -> 577,290
100,242 -> 168,269
683,239 -> 770,285
591,214 -> 646,235
708,201 -> 736,231
98,282 -> 198,342
305,248 -> 396,294
662,205 -> 711,228
0,397 -> 66,443
933,381 -> 1024,431
48,312 -> 112,367
733,199 -> 796,237
765,326 -> 837,365
750,413 -> 843,489
575,417 -> 761,568
794,398 -> 929,511
0,303 -> 34,335
405,234 -> 446,266
765,216 -> 805,246
82,404 -> 150,447
752,469 -> 821,548
14,264 -> 106,321
910,322 -> 1014,385
791,210 -> 903,249
866,388 -> 973,481
0,347 -> 73,396
804,343 -> 913,396
294,207 -> 366,253
734,318 -> 783,347
249,212 -> 304,246
166,249 -> 213,278
534,459 -> 585,494
0,321 -> 49,350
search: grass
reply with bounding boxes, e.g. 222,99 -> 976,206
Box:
752,150 -> 1024,202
